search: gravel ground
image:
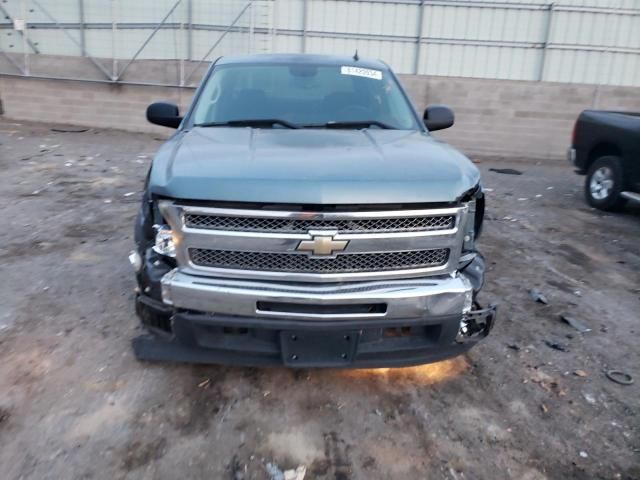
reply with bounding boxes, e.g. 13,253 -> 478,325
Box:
0,119 -> 638,480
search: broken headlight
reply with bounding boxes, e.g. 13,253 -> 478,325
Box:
152,225 -> 176,258
458,185 -> 485,269
462,186 -> 484,247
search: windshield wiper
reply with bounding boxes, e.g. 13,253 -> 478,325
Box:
305,120 -> 394,130
195,119 -> 300,129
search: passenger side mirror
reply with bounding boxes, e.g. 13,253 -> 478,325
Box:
146,102 -> 182,129
423,105 -> 454,131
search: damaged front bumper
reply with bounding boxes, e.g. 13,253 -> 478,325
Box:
132,254 -> 496,368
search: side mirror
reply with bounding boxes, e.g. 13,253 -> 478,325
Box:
423,104 -> 454,131
146,102 -> 182,129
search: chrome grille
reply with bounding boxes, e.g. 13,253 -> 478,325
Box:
184,213 -> 455,233
189,248 -> 450,274
160,201 -> 467,282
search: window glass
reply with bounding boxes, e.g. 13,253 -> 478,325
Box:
192,64 -> 419,130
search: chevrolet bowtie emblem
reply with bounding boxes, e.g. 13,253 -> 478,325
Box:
297,234 -> 349,256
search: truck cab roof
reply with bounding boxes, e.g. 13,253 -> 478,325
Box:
215,53 -> 390,71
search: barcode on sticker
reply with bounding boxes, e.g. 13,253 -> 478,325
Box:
340,66 -> 382,80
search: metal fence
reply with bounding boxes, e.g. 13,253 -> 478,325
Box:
1,0 -> 639,87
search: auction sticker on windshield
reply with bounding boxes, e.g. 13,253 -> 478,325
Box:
340,66 -> 382,80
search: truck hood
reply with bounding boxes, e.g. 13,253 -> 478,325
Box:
149,127 -> 480,204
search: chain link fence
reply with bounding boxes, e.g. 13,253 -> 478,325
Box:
1,0 -> 639,87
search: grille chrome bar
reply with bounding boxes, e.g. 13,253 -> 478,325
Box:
159,201 -> 468,282
179,205 -> 463,220
184,213 -> 455,233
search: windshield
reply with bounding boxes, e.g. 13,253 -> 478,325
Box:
191,63 -> 420,130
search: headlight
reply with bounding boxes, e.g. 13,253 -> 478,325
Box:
152,225 -> 176,257
459,184 -> 485,250
472,187 -> 485,239
462,197 -> 477,250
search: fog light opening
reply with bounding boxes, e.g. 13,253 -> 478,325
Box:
160,269 -> 177,305
128,250 -> 142,273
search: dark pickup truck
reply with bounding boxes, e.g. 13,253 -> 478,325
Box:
569,110 -> 640,211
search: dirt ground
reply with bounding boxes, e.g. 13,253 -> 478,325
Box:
0,118 -> 638,480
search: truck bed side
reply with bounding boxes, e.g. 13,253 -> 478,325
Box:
572,110 -> 640,183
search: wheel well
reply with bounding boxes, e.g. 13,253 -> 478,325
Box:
586,143 -> 621,171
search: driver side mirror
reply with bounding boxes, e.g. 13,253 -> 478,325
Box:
147,101 -> 182,129
423,105 -> 454,131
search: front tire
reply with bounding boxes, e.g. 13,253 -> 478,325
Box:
585,156 -> 627,211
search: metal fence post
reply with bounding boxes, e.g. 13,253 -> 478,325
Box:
78,0 -> 85,56
414,0 -> 425,75
21,0 -> 29,75
179,2 -> 185,86
111,0 -> 117,80
605,13 -> 623,86
249,2 -> 255,54
301,0 -> 308,53
538,2 -> 554,81
187,0 -> 193,61
271,0 -> 278,52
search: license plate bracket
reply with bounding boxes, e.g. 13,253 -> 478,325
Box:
280,330 -> 360,367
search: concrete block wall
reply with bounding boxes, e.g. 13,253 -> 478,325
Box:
1,68 -> 639,160
0,76 -> 194,135
401,76 -> 640,160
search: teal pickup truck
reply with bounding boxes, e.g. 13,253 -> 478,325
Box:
129,54 -> 495,368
